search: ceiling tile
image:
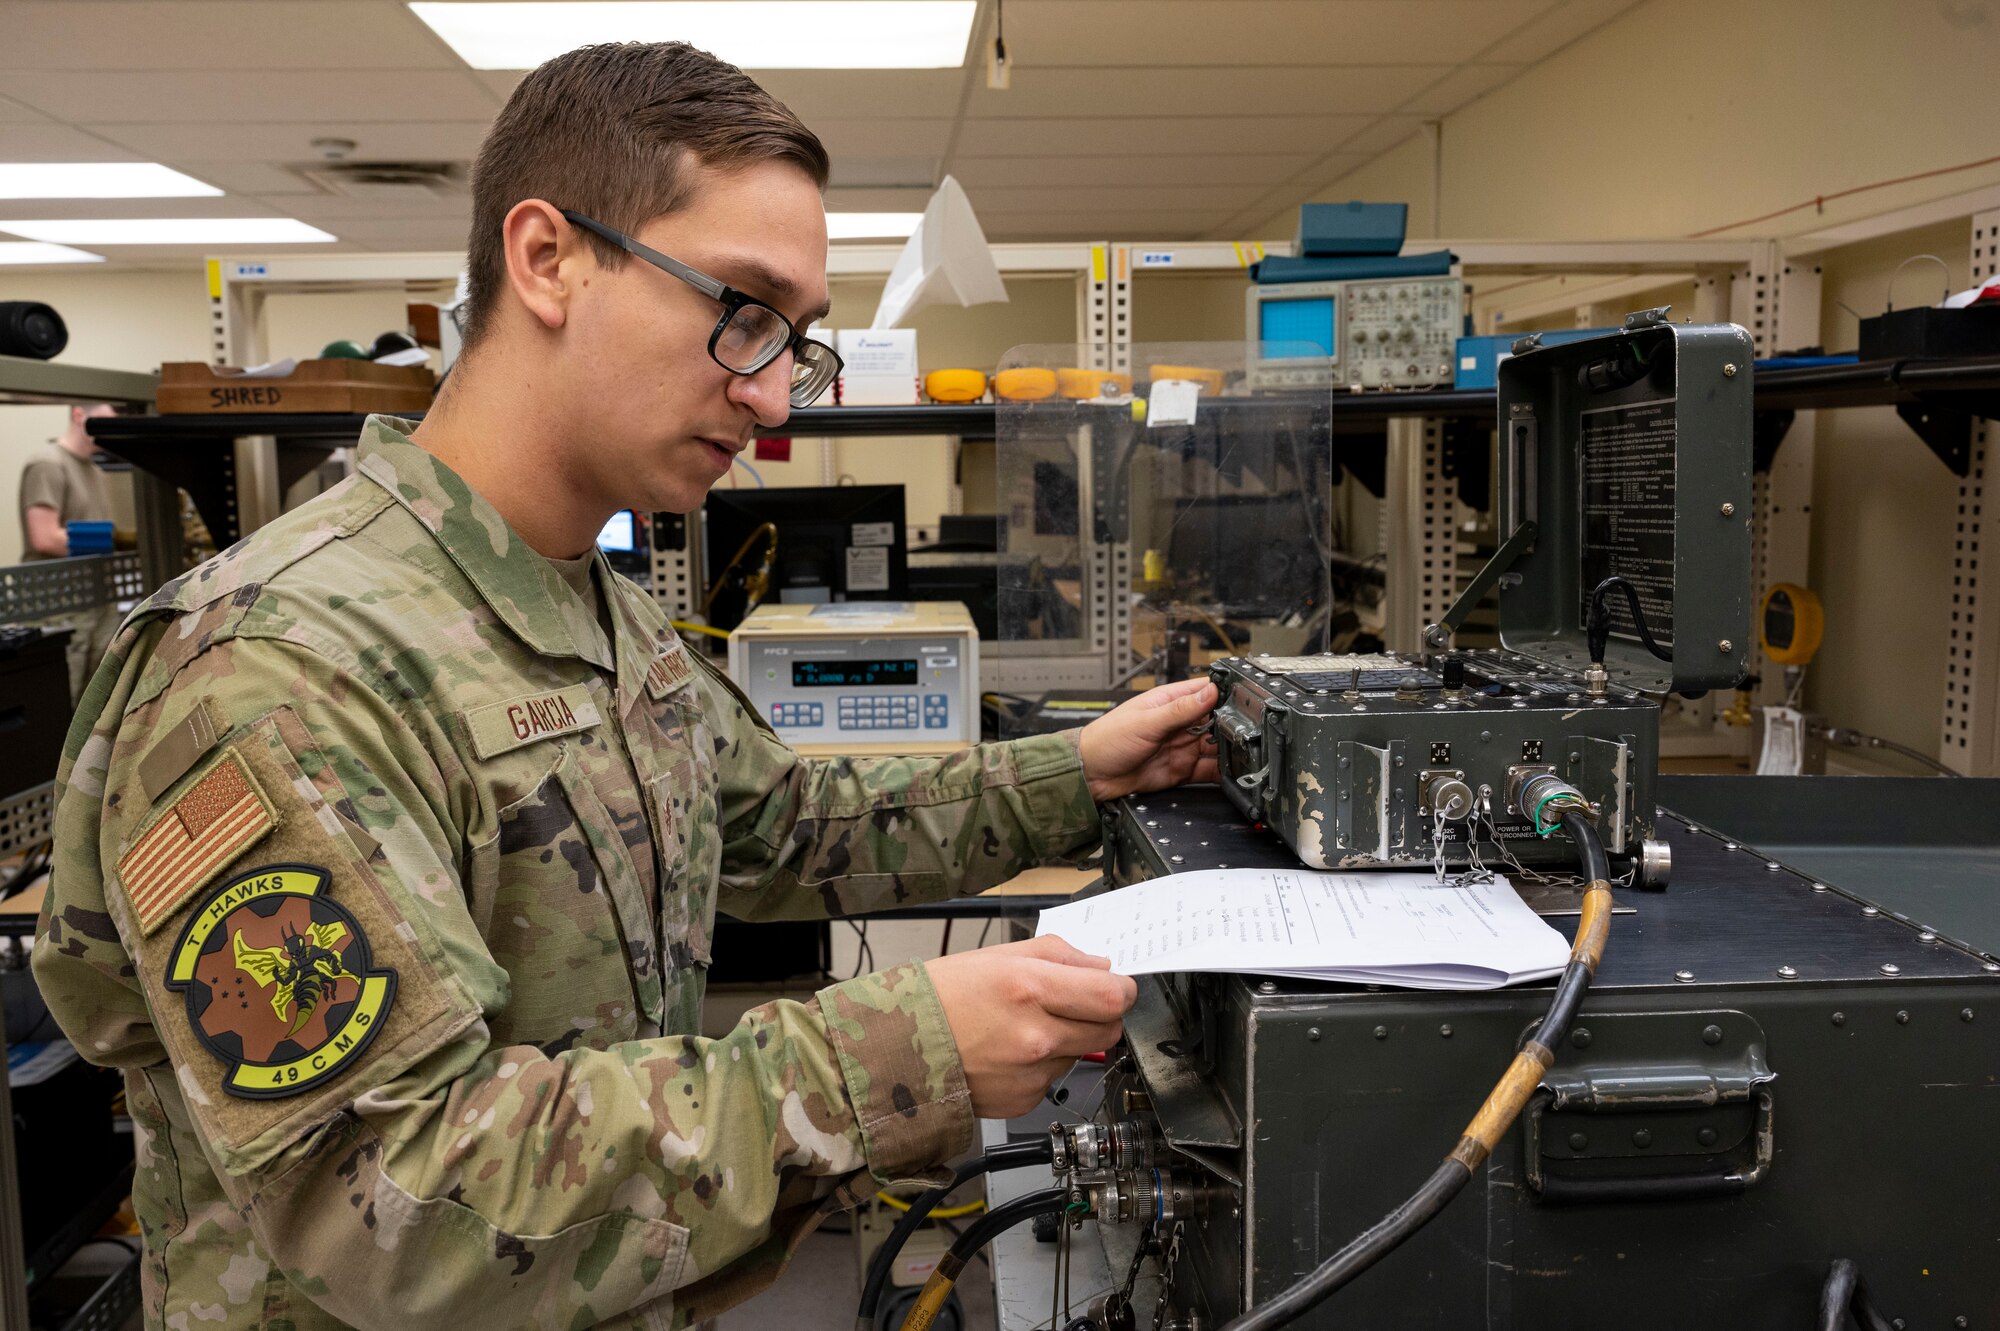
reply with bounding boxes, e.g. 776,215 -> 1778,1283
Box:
952,115 -> 1372,158
998,1 -> 1558,67
1481,0 -> 1640,64
278,191 -> 472,221
752,70 -> 967,121
0,2 -> 460,71
964,184 -> 1261,214
0,94 -> 48,123
87,120 -> 491,161
0,71 -> 493,124
316,216 -> 471,248
476,70 -> 526,101
1399,64 -> 1525,116
0,122 -> 143,160
829,156 -> 939,189
0,195 -> 287,222
171,161 -> 323,196
823,187 -> 934,212
1338,115 -> 1431,157
966,66 -> 1444,120
950,153 -> 1317,189
809,119 -> 956,157
975,211 -> 1238,241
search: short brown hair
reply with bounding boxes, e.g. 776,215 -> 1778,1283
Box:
460,42 -> 829,347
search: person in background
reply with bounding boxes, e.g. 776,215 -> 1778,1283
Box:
19,401 -> 114,560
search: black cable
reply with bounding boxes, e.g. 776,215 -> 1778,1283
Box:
1818,1258 -> 1895,1331
1219,815 -> 1612,1331
857,1140 -> 1054,1328
1586,575 -> 1673,665
945,1187 -> 1067,1266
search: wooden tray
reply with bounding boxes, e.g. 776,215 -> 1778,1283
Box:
157,358 -> 434,415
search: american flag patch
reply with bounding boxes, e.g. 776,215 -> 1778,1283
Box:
119,751 -> 276,936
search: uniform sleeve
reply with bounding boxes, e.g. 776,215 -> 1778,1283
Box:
34,631 -> 973,1330
19,452 -> 65,514
690,654 -> 1102,921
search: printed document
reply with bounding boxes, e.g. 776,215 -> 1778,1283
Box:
1036,868 -> 1571,991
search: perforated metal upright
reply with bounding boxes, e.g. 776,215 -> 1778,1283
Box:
1943,213 -> 2000,775
648,523 -> 700,626
1382,417 -> 1457,652
1083,245 -> 1134,682
1734,243 -> 1821,701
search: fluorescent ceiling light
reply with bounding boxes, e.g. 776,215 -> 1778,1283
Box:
828,212 -> 923,240
0,241 -> 105,265
0,163 -> 221,200
0,218 -> 336,245
409,2 -> 976,69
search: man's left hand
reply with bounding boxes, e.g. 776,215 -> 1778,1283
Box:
1076,676 -> 1220,802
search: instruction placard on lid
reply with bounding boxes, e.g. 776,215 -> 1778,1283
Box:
1491,316 -> 1753,693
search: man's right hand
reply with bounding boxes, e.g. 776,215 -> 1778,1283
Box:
925,934 -> 1137,1119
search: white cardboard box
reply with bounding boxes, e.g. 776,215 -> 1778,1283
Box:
835,328 -> 919,405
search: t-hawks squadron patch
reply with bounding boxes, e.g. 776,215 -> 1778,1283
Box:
163,864 -> 397,1099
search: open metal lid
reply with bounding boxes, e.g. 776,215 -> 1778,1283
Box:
1490,311 -> 1753,693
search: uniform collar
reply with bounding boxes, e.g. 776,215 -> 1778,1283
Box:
354,415 -> 616,671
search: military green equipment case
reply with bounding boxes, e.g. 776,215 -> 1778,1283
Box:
1098,786 -> 2000,1330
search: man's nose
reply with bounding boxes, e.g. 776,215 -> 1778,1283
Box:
727,350 -> 794,429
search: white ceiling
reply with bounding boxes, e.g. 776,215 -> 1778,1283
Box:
0,0 -> 1640,263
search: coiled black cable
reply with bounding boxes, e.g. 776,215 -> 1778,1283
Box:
856,1140 -> 1054,1330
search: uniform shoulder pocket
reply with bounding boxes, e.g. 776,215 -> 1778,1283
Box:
115,709 -> 481,1175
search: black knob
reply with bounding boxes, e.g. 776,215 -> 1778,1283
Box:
1031,1211 -> 1061,1243
1441,657 -> 1466,690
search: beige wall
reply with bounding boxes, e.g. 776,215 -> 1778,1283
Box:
1264,0 -> 2000,243
0,268 -> 209,561
1802,219 -> 1971,754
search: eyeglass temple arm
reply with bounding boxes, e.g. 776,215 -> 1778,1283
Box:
559,209 -> 729,303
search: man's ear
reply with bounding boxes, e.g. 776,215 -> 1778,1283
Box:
499,199 -> 581,332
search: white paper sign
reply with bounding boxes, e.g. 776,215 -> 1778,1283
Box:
845,545 -> 890,592
1756,706 -> 1806,776
1147,379 -> 1202,428
852,521 -> 896,548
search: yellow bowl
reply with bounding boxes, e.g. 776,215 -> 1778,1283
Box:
993,367 -> 1059,402
1056,368 -> 1133,400
923,368 -> 989,403
1147,364 -> 1226,394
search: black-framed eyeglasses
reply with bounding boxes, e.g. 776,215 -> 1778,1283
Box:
561,209 -> 842,408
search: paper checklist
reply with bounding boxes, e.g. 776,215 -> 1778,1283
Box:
1035,868 -> 1571,991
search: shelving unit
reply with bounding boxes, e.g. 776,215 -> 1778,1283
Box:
0,355 -> 157,1331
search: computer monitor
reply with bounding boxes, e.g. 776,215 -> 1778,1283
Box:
703,484 -> 907,631
596,509 -> 649,575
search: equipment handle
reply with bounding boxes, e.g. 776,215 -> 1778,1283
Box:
1523,1088 -> 1774,1203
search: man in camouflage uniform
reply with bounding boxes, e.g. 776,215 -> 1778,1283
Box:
33,40 -> 1219,1331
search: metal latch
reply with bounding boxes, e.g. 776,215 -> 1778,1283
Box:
1523,1009 -> 1775,1203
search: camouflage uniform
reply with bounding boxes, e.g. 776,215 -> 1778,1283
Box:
32,417 -> 1100,1330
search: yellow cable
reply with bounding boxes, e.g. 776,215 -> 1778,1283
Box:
670,619 -> 729,641
874,1191 -> 986,1219
700,521 -> 779,620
